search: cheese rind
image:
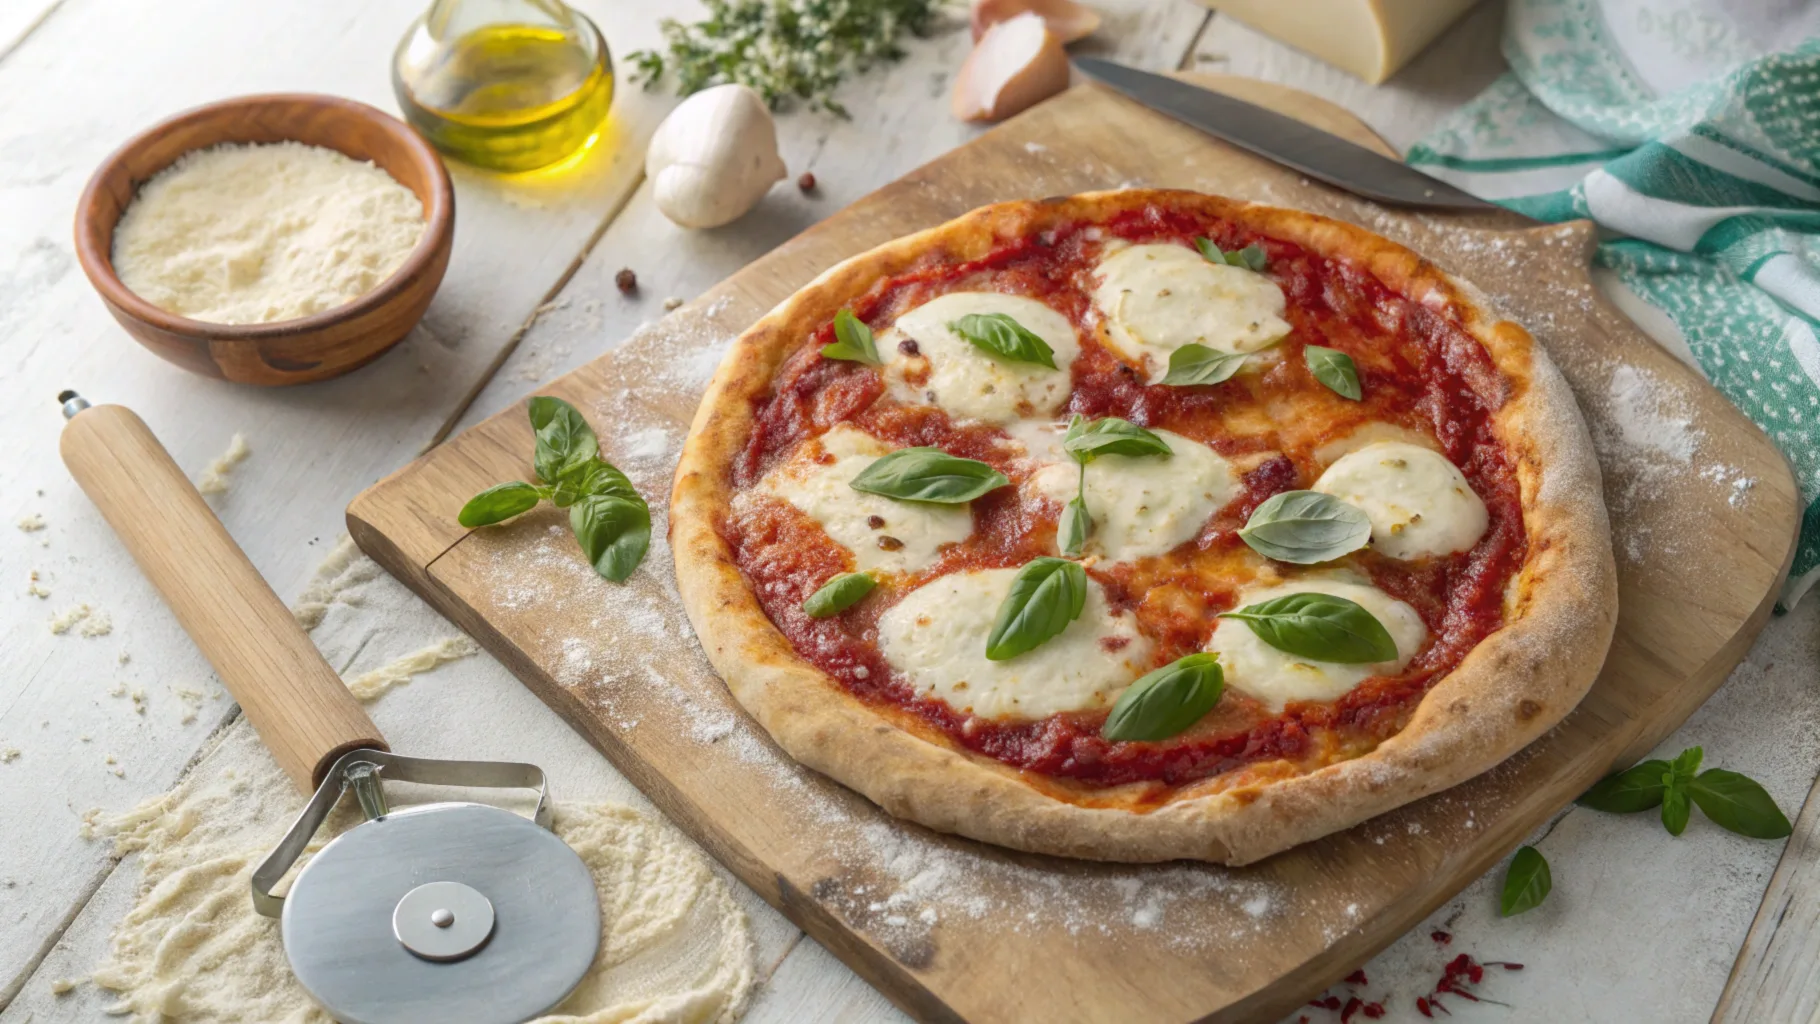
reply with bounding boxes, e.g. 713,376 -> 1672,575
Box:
1313,441 -> 1488,560
1204,0 -> 1482,85
878,567 -> 1153,719
1011,421 -> 1238,562
1091,243 -> 1290,379
882,292 -> 1080,425
1207,577 -> 1427,711
756,425 -> 973,574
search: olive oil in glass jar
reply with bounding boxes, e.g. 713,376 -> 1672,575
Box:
393,0 -> 614,173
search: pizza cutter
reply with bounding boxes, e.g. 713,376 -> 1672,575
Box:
58,393 -> 601,1024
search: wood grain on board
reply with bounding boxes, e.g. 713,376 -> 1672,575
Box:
1714,774 -> 1820,1022
348,77 -> 1799,1023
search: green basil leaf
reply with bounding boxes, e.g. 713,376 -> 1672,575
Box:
1671,746 -> 1704,784
1194,237 -> 1267,272
820,308 -> 881,365
1238,491 -> 1372,564
1102,653 -> 1225,742
1499,845 -> 1551,917
1690,769 -> 1793,839
1304,346 -> 1362,401
1220,591 -> 1398,664
1662,777 -> 1692,836
986,557 -> 1087,661
529,396 -> 599,485
1062,415 -> 1172,462
1576,759 -> 1671,813
803,572 -> 876,618
1058,495 -> 1090,558
572,459 -> 641,502
949,312 -> 1057,369
458,481 -> 542,528
1159,343 -> 1249,386
570,494 -> 650,583
849,447 -> 1009,504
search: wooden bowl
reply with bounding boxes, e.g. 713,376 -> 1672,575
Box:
74,94 -> 455,387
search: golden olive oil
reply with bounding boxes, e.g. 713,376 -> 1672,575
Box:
394,11 -> 613,174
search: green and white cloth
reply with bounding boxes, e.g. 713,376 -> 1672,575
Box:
1409,0 -> 1820,608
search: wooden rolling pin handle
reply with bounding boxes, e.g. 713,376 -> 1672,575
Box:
59,400 -> 387,793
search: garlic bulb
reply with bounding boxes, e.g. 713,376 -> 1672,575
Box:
646,84 -> 788,229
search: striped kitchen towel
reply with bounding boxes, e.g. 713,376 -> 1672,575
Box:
1409,0 -> 1820,608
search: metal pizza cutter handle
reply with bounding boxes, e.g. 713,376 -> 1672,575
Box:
58,394 -> 600,1024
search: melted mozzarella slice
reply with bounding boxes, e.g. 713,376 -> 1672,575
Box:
757,425 -> 973,574
881,292 -> 1080,425
1091,243 -> 1291,377
1313,441 -> 1488,560
877,567 -> 1153,720
1208,577 -> 1427,712
1010,421 -> 1238,562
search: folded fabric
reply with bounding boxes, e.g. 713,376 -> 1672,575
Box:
1409,0 -> 1820,608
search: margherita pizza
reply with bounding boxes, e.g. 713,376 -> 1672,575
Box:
671,190 -> 1617,865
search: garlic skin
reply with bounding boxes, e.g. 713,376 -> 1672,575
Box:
646,84 -> 788,229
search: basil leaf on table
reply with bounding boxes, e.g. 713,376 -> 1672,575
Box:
849,447 -> 1009,503
1160,344 -> 1249,386
1304,345 -> 1362,401
1102,653 -> 1225,742
1194,237 -> 1268,272
1500,845 -> 1551,916
1661,777 -> 1693,836
820,308 -> 881,365
570,494 -> 651,583
529,396 -> 599,485
1576,758 -> 1671,813
1689,769 -> 1793,839
1062,415 -> 1172,462
1220,592 -> 1398,664
458,481 -> 543,527
949,312 -> 1057,368
803,572 -> 876,618
986,557 -> 1088,661
1238,491 -> 1372,564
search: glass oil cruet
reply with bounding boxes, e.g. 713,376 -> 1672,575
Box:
393,0 -> 614,173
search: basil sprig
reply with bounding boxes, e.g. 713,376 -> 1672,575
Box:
1052,415 -> 1172,557
949,312 -> 1057,369
1305,345 -> 1362,400
1500,845 -> 1551,916
1239,491 -> 1371,564
1102,653 -> 1224,742
1195,237 -> 1267,272
457,396 -> 651,582
1220,592 -> 1398,663
821,308 -> 880,364
803,572 -> 875,618
849,447 -> 1009,503
1160,343 -> 1249,386
1578,746 -> 1792,839
986,557 -> 1087,661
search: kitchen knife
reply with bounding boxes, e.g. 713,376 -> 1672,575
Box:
1073,57 -> 1510,215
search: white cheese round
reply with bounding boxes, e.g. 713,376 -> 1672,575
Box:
881,292 -> 1080,425
1207,577 -> 1427,712
877,566 -> 1153,720
1010,421 -> 1238,562
1091,243 -> 1291,378
1313,441 -> 1488,560
757,425 -> 973,574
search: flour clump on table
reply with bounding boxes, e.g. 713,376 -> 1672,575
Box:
112,141 -> 425,325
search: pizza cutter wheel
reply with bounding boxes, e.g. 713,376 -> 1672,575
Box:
59,394 -> 600,1024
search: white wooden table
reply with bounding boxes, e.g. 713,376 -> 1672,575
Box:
2,3 -> 1814,1021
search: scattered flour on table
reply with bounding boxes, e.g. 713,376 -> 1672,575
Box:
344,636 -> 479,701
17,512 -> 45,531
291,535 -> 381,631
196,433 -> 250,496
26,569 -> 50,598
1,747 -> 20,764
79,749 -> 753,1024
50,602 -> 111,636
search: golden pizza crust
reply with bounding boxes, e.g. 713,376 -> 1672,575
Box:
669,190 -> 1617,865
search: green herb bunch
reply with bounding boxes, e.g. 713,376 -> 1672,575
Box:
627,0 -> 941,116
457,397 -> 651,583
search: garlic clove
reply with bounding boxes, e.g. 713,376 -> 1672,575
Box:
645,84 -> 787,229
951,12 -> 1073,123
971,0 -> 1101,43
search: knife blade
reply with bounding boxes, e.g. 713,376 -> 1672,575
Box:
1073,57 -> 1507,215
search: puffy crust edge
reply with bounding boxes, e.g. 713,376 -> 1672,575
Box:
669,190 -> 1617,864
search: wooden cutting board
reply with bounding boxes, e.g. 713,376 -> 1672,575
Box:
348,76 -> 1799,1023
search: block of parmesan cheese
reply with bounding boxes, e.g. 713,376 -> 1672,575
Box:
1202,0 -> 1483,84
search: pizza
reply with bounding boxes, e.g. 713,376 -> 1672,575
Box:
670,190 -> 1616,865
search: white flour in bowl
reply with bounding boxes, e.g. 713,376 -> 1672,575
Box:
112,141 -> 425,325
